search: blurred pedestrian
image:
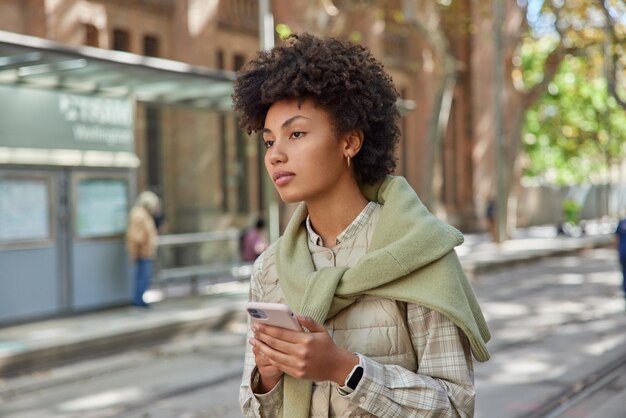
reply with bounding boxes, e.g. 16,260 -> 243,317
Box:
614,216 -> 626,307
152,209 -> 167,234
486,196 -> 497,242
233,33 -> 490,417
240,218 -> 269,262
126,191 -> 161,308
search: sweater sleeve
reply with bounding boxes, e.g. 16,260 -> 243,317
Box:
338,304 -> 475,417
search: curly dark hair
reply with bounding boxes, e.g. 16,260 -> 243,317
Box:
232,33 -> 400,184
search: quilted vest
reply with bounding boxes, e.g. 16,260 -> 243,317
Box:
253,209 -> 416,417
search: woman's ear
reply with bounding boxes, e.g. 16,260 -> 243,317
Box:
343,129 -> 364,158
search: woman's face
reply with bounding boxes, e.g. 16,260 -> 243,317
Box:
262,98 -> 348,204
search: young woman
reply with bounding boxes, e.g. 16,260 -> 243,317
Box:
233,33 -> 490,418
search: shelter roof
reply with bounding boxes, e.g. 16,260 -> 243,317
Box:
0,30 -> 235,110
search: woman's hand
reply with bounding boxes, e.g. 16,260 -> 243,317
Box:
250,315 -> 358,385
251,339 -> 284,394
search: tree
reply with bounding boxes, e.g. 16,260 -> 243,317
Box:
519,0 -> 626,187
495,0 -> 626,236
523,53 -> 626,185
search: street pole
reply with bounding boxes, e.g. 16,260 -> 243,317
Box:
258,0 -> 280,242
493,0 -> 506,242
259,0 -> 274,52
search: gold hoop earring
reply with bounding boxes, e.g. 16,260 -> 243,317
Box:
346,155 -> 351,168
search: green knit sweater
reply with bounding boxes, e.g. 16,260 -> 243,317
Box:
275,175 -> 490,418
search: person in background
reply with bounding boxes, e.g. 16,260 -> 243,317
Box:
486,197 -> 497,242
241,218 -> 269,262
152,208 -> 167,234
233,33 -> 490,418
614,216 -> 626,308
126,191 -> 161,308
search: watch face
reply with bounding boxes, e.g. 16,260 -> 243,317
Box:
347,365 -> 364,390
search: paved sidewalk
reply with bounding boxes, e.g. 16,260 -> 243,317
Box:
0,224 -> 615,379
458,224 -> 615,277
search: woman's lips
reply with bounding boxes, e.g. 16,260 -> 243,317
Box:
273,171 -> 295,186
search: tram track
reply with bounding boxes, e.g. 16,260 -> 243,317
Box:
113,367 -> 244,418
485,310 -> 623,355
0,330 -> 248,418
0,331 -> 245,400
473,250 -> 626,418
519,353 -> 626,418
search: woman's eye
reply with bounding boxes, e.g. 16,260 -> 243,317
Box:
263,140 -> 274,149
291,131 -> 304,139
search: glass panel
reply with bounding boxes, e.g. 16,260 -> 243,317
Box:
76,179 -> 128,238
145,106 -> 162,192
0,179 -> 50,242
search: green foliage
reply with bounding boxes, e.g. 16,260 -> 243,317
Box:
518,0 -> 626,185
522,51 -> 626,185
562,199 -> 581,224
276,24 -> 293,40
514,35 -> 560,91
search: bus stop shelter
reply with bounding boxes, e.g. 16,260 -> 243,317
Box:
0,30 -> 235,324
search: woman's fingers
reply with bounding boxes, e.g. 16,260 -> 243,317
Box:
254,327 -> 311,356
251,335 -> 300,369
254,323 -> 307,343
251,318 -> 342,381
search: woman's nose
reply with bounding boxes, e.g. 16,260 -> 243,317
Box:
267,140 -> 286,165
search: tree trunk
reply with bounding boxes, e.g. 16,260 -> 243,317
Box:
403,0 -> 456,214
600,1 -> 626,110
500,1 -> 568,238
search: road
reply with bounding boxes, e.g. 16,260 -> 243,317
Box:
0,326 -> 248,418
473,248 -> 626,418
0,248 -> 624,418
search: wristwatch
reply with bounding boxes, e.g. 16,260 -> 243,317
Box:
338,359 -> 363,395
345,363 -> 364,390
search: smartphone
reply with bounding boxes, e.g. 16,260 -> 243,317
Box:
245,302 -> 303,331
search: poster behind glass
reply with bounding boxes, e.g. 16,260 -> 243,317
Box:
0,179 -> 50,242
77,179 -> 128,238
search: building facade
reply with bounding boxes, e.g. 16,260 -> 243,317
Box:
0,0 -> 501,322
1,0 -> 500,231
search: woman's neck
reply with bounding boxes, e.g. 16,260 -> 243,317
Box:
306,181 -> 369,248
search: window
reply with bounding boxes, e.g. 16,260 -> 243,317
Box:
0,178 -> 51,243
218,0 -> 259,33
143,34 -> 160,57
112,28 -> 130,52
233,54 -> 246,71
76,179 -> 128,238
216,49 -> 225,70
84,24 -> 99,47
